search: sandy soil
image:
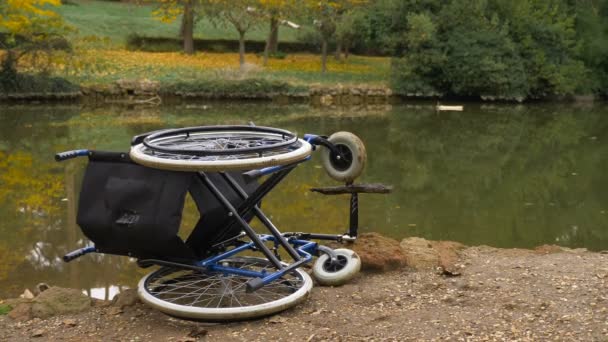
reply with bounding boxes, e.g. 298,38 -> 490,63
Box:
1,245 -> 607,342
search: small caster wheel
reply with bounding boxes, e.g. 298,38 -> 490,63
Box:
313,248 -> 361,286
321,132 -> 367,183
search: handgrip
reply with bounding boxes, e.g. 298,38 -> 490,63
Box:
63,246 -> 96,262
55,149 -> 89,162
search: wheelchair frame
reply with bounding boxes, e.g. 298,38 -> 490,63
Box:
59,132 -> 358,294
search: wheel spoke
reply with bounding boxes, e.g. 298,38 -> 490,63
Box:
142,259 -> 309,313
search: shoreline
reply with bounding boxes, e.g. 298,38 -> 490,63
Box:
2,234 -> 607,341
1,79 -> 602,106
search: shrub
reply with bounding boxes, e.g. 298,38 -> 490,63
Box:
126,34 -> 318,54
0,71 -> 79,94
161,78 -> 305,97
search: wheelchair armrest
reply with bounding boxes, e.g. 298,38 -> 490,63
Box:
242,156 -> 311,181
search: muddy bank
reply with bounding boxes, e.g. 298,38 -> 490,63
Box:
0,79 -> 396,106
1,236 -> 607,341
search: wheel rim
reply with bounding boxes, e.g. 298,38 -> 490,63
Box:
322,255 -> 348,273
137,136 -> 306,163
143,126 -> 298,156
330,144 -> 353,171
142,259 -> 307,311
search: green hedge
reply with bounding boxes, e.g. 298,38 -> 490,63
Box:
126,34 -> 321,54
0,33 -> 71,51
161,78 -> 307,98
0,72 -> 79,94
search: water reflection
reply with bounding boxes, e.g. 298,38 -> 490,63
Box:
0,102 -> 607,298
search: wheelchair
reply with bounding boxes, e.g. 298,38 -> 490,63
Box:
56,125 -> 367,321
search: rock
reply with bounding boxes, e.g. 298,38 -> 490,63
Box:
108,307 -> 123,315
20,289 -> 34,299
111,289 -> 140,309
432,241 -> 466,274
268,316 -> 287,324
188,326 -> 208,338
349,233 -> 407,271
400,237 -> 440,270
8,302 -> 32,321
534,245 -> 565,254
62,318 -> 78,327
31,329 -> 45,338
399,238 -> 465,271
31,287 -> 91,319
33,283 -> 50,296
319,94 -> 334,106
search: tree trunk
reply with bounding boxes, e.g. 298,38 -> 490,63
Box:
269,17 -> 279,53
321,38 -> 328,74
182,0 -> 195,55
344,40 -> 350,60
263,17 -> 280,66
239,31 -> 246,70
335,39 -> 342,61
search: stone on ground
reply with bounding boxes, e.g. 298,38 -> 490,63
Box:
112,289 -> 140,309
30,287 -> 91,319
349,232 -> 407,271
400,237 -> 465,271
7,302 -> 33,322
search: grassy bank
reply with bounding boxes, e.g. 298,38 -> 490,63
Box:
57,0 -> 299,47
5,1 -> 389,97
20,49 -> 390,87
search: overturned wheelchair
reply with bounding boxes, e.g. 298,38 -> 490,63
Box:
56,125 -> 367,321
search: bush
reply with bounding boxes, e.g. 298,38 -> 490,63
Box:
0,71 -> 79,94
126,34 -> 319,54
161,78 -> 306,98
0,33 -> 71,51
390,0 -> 590,100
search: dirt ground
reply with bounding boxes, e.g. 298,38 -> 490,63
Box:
1,245 -> 607,342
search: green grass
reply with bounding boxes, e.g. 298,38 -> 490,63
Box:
57,0 -> 299,47
0,304 -> 11,315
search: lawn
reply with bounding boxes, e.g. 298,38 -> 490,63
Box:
46,50 -> 390,86
57,0 -> 299,47
11,1 -> 391,89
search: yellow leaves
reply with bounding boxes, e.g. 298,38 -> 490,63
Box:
152,0 -> 184,23
9,47 -> 387,83
81,50 -> 375,74
1,0 -> 63,35
0,152 -> 63,217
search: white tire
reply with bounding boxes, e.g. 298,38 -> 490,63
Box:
312,248 -> 361,286
320,132 -> 367,183
137,258 -> 313,321
130,138 -> 311,172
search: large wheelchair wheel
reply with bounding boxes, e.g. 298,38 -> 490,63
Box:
137,257 -> 313,321
130,126 -> 312,172
321,132 -> 367,183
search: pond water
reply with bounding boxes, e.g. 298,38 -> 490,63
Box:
0,102 -> 607,299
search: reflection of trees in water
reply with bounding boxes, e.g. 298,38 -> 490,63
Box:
375,105 -> 608,250
1,104 -> 608,298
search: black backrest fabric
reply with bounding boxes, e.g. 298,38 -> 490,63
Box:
77,159 -> 196,260
186,173 -> 258,257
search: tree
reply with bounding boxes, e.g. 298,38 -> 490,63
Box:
153,0 -> 200,54
258,0 -> 297,66
388,0 -> 588,100
0,0 -> 72,86
573,0 -> 608,96
305,0 -> 367,73
205,0 -> 263,70
334,7 -> 366,59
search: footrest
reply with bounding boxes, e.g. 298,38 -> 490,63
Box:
310,183 -> 393,195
